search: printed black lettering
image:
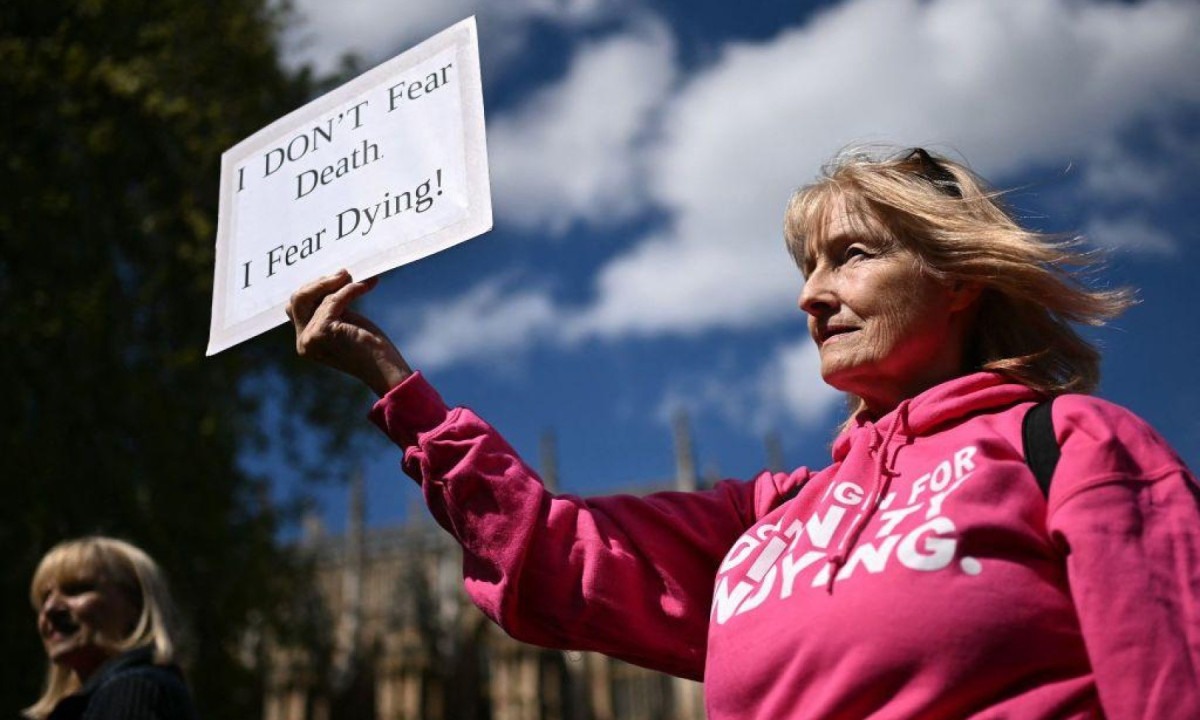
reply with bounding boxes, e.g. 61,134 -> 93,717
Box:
295,140 -> 382,199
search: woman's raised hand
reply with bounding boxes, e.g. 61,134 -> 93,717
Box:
287,270 -> 413,397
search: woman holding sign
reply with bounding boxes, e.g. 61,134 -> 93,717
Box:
288,146 -> 1200,719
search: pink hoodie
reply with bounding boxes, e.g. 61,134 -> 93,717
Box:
370,370 -> 1200,719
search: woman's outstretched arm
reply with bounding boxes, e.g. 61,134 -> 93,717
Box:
288,270 -> 807,679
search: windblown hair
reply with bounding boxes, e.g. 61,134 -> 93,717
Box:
24,536 -> 184,720
784,146 -> 1134,420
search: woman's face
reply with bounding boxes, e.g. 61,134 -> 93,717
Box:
799,202 -> 976,414
37,572 -> 139,680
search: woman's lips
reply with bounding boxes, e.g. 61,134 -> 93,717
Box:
822,327 -> 857,344
44,613 -> 80,638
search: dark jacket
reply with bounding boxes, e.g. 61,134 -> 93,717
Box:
47,647 -> 199,720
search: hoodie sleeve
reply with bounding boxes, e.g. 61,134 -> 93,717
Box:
1045,395 -> 1200,720
369,372 -> 806,680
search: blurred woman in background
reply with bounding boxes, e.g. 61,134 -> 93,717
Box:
25,536 -> 199,720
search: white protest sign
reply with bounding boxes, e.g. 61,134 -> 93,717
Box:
207,16 -> 490,355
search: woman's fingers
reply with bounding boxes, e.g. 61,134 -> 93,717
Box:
287,272 -> 410,395
293,272 -> 386,363
312,275 -> 378,327
286,270 -> 352,328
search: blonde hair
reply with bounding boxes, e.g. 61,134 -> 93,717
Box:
24,536 -> 183,720
784,146 -> 1135,420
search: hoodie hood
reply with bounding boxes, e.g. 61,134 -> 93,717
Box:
832,371 -> 1042,461
822,372 -> 1041,590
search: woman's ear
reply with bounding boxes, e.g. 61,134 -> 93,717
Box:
947,280 -> 983,312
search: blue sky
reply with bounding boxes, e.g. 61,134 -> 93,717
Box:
263,0 -> 1200,534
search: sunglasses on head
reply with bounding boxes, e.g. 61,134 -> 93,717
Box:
904,148 -> 962,199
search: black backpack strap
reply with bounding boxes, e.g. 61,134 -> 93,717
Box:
1022,398 -> 1060,497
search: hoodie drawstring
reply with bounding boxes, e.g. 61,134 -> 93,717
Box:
824,400 -> 911,593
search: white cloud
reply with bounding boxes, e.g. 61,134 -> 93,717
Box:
1082,139 -> 1175,202
280,0 -> 675,234
654,337 -> 845,439
758,340 -> 845,428
279,0 -> 475,75
655,374 -> 758,436
488,18 -> 677,233
279,0 -> 626,77
573,0 -> 1200,340
568,233 -> 798,339
1085,214 -> 1178,257
395,279 -> 560,370
1082,120 -> 1200,203
377,0 -> 1200,371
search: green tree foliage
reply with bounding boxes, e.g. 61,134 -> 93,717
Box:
0,0 -> 368,715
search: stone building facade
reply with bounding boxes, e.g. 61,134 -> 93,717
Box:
263,415 -> 782,720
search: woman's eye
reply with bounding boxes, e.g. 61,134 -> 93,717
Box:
843,245 -> 869,262
60,581 -> 96,596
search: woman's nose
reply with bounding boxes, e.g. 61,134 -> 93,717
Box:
799,268 -> 837,317
40,589 -> 64,615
